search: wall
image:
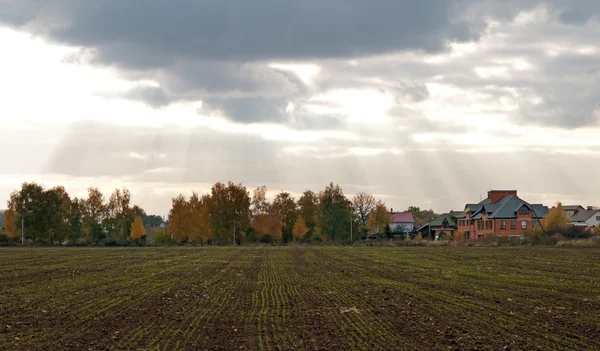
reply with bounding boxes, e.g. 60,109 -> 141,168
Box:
584,211 -> 600,227
390,222 -> 414,232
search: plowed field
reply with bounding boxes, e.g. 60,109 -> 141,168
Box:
1,247 -> 599,350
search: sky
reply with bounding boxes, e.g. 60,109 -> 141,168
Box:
1,0 -> 600,216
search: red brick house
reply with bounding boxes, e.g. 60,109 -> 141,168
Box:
457,190 -> 549,240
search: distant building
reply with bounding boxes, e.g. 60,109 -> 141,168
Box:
418,211 -> 465,239
388,210 -> 414,234
457,190 -> 549,240
563,205 -> 585,217
570,209 -> 600,228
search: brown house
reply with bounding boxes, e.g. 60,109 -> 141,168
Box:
457,190 -> 549,240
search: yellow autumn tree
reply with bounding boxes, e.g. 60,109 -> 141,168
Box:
536,202 -> 571,235
168,194 -> 192,243
188,192 -> 212,244
366,201 -> 392,236
130,216 -> 146,240
292,217 -> 308,241
251,186 -> 282,241
4,209 -> 17,239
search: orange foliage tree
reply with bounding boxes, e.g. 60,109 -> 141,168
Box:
4,208 -> 17,239
292,217 -> 308,241
251,186 -> 282,241
130,215 -> 146,240
366,201 -> 392,236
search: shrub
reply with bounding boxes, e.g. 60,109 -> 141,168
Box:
152,229 -> 172,245
259,234 -> 275,244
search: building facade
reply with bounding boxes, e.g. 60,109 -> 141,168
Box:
389,211 -> 414,234
457,190 -> 548,239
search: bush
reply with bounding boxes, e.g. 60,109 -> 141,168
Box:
152,229 -> 172,245
259,234 -> 275,244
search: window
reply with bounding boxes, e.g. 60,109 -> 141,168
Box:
500,220 -> 506,229
521,220 -> 527,229
519,207 -> 529,215
477,221 -> 482,230
511,220 -> 517,229
486,221 -> 492,230
596,216 -> 600,221
533,220 -> 539,227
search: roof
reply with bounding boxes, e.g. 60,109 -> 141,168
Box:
390,211 -> 414,223
570,209 -> 600,223
464,204 -> 483,212
563,205 -> 585,211
465,195 -> 549,219
418,212 -> 458,231
453,211 -> 467,219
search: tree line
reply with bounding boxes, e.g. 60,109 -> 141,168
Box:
2,183 -> 147,244
1,181 -> 438,245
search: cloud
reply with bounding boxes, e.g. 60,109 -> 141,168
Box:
0,1 -> 477,62
124,86 -> 171,108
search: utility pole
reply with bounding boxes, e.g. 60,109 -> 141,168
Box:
21,203 -> 25,245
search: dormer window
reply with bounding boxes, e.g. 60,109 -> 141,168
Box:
519,206 -> 529,215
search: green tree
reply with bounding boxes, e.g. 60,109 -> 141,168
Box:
104,188 -> 133,241
272,192 -> 298,242
143,215 -> 164,228
152,228 -> 172,245
297,190 -> 319,240
83,187 -> 106,241
208,182 -> 251,244
317,183 -> 352,242
69,198 -> 84,242
8,182 -> 46,242
43,186 -> 72,243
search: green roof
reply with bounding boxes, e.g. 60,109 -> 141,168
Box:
418,213 -> 458,231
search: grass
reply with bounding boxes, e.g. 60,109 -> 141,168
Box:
0,246 -> 599,350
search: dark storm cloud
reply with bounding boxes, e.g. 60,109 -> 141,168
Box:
1,1 -> 476,64
2,0 -> 600,129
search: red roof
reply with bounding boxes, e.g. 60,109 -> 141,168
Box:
390,211 -> 414,223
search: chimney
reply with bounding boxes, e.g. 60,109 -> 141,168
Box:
488,190 -> 518,204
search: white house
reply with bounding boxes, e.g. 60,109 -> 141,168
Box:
563,205 -> 585,217
389,210 -> 414,233
570,209 -> 600,227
